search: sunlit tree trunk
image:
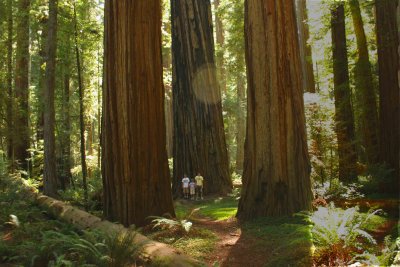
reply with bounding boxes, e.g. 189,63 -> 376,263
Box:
296,0 -> 316,93
237,0 -> 312,219
43,0 -> 60,197
14,0 -> 30,171
331,3 -> 358,182
6,0 -> 14,170
376,0 -> 399,182
171,0 -> 232,197
103,0 -> 175,227
348,0 -> 379,165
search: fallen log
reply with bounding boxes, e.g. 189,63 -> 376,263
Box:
19,179 -> 202,267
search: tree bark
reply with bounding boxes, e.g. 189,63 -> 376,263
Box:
43,0 -> 60,197
235,74 -> 245,173
331,3 -> 358,182
296,0 -> 316,93
171,0 -> 232,197
103,0 -> 176,227
14,0 -> 30,171
348,0 -> 379,165
60,69 -> 72,189
237,0 -> 312,219
6,0 -> 14,170
376,0 -> 399,182
73,2 -> 89,207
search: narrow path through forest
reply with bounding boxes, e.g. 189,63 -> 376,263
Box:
192,214 -> 267,266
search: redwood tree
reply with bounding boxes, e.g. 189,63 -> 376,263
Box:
376,0 -> 399,181
331,3 -> 358,182
237,0 -> 312,219
103,0 -> 175,227
43,0 -> 60,197
14,0 -> 30,170
348,0 -> 379,165
296,0 -> 316,93
171,0 -> 232,197
6,0 -> 14,169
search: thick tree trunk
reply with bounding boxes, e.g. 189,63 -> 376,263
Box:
235,75 -> 245,174
6,0 -> 14,170
237,0 -> 312,219
171,0 -> 232,197
14,0 -> 30,171
348,0 -> 379,165
331,3 -> 358,182
296,0 -> 316,93
376,0 -> 399,182
73,3 -> 89,207
43,0 -> 60,197
103,0 -> 176,227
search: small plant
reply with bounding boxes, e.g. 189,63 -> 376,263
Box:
311,203 -> 380,266
150,216 -> 193,234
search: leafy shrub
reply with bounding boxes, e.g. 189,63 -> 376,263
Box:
311,204 -> 380,266
314,179 -> 364,201
29,228 -> 144,267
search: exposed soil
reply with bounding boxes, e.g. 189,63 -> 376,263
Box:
192,216 -> 266,267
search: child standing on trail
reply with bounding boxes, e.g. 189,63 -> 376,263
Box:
195,172 -> 204,200
182,174 -> 190,199
189,179 -> 196,200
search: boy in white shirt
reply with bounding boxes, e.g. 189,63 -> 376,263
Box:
182,174 -> 190,199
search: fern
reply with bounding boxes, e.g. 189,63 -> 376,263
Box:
311,203 -> 380,266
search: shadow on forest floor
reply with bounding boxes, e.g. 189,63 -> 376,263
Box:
173,196 -> 313,266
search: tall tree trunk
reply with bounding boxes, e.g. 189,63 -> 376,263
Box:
6,0 -> 14,170
36,18 -> 48,142
235,74 -> 245,173
331,3 -> 358,182
14,0 -> 30,171
74,2 -> 88,207
376,0 -> 399,182
165,88 -> 173,158
171,0 -> 232,197
348,0 -> 379,165
43,0 -> 60,197
214,0 -> 226,93
60,69 -> 72,189
237,0 -> 312,219
296,0 -> 316,93
103,0 -> 175,227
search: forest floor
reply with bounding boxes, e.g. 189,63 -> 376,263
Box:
0,176 -> 398,267
167,195 -> 313,267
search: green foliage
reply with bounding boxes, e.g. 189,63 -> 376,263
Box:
311,204 -> 380,266
314,179 -> 364,200
359,164 -> 397,195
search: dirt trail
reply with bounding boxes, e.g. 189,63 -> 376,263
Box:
192,216 -> 265,267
